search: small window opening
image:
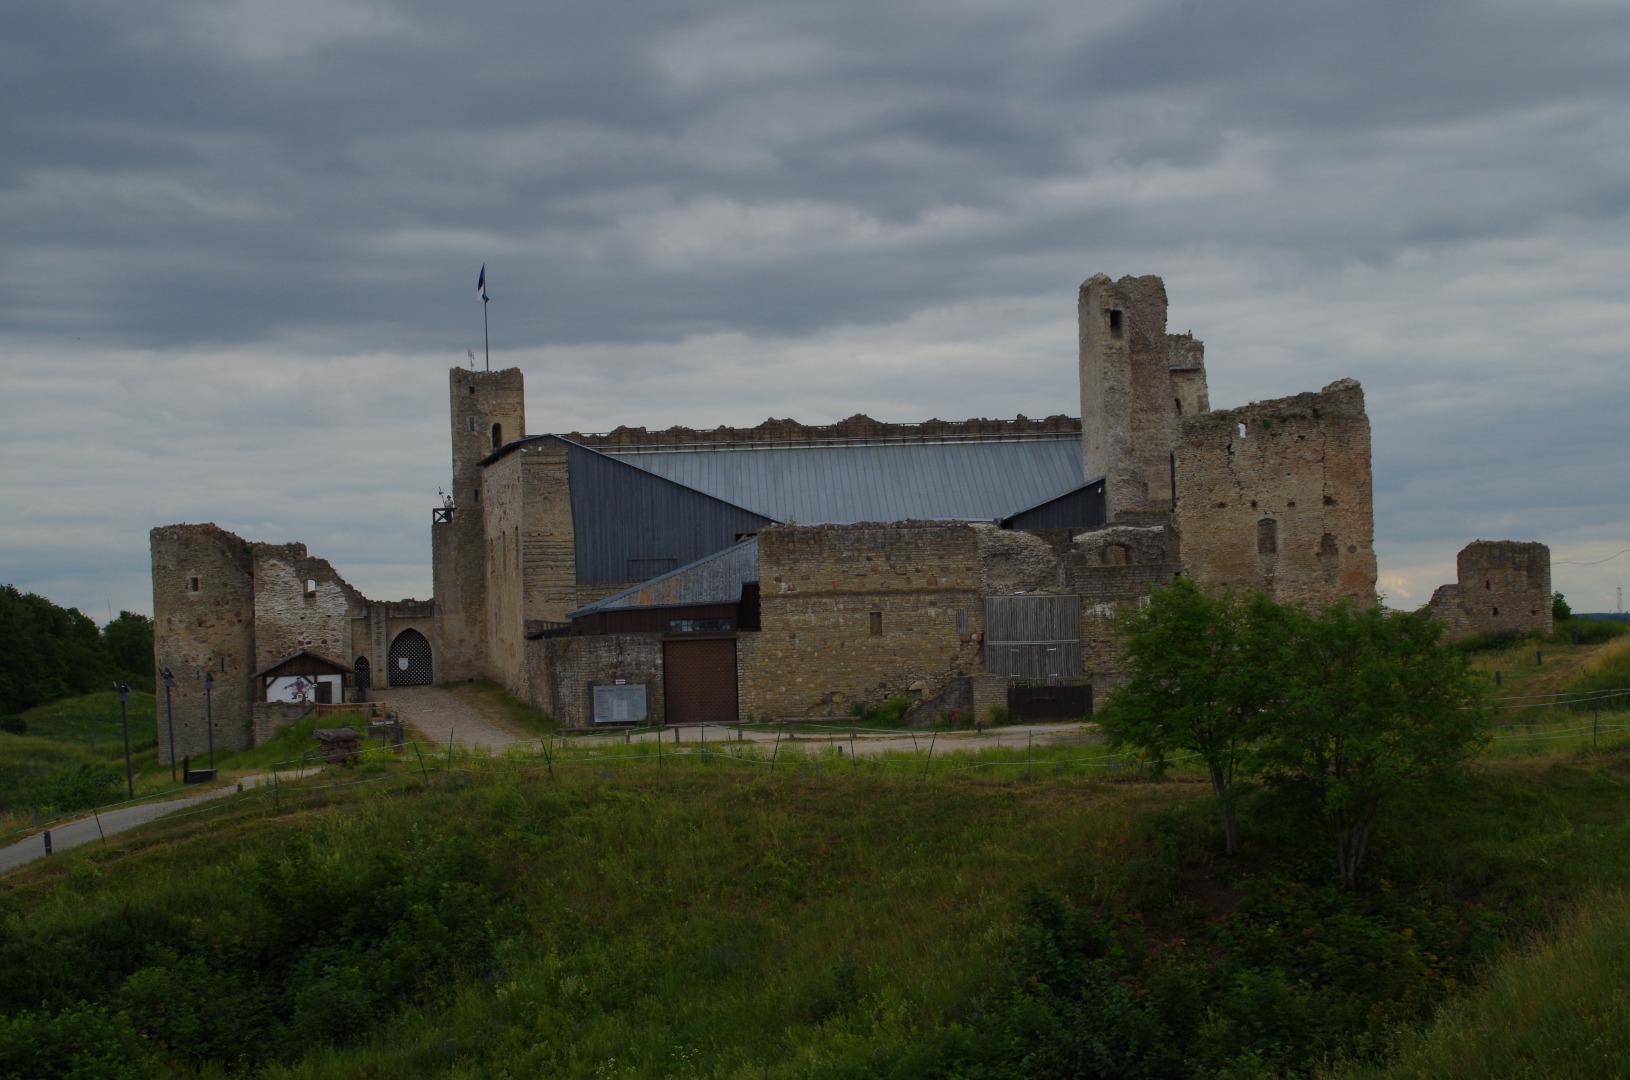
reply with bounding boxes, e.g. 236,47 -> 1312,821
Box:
1238,422 -> 1248,439
188,576 -> 200,593
1108,309 -> 1123,339
1257,518 -> 1279,555
468,385 -> 476,395
304,578 -> 317,599
1174,397 -> 1183,415
1485,579 -> 1492,590
468,416 -> 475,433
474,488 -> 480,503
1492,606 -> 1500,617
491,422 -> 502,449
869,611 -> 883,637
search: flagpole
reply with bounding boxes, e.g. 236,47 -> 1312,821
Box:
483,299 -> 489,372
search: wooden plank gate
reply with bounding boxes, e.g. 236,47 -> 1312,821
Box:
663,636 -> 738,725
983,594 -> 1081,683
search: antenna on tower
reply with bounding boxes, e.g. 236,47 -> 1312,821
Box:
1618,584 -> 1623,614
467,348 -> 476,370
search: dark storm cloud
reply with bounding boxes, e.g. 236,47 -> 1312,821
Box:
2,0 -> 1627,614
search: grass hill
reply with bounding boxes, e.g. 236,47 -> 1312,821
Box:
2,625 -> 1627,1078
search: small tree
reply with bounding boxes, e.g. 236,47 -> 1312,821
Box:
1259,602 -> 1488,889
1100,579 -> 1290,856
1552,591 -> 1572,622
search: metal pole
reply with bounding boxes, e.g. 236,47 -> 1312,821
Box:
203,671 -> 216,769
162,668 -> 177,782
115,681 -> 134,800
483,295 -> 490,371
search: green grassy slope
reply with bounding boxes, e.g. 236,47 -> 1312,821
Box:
3,740 -> 1630,1078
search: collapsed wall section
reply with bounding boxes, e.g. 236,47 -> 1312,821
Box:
250,544 -> 370,670
1427,540 -> 1552,641
1175,379 -> 1377,607
742,523 -> 985,718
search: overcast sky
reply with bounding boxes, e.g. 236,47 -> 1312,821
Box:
2,0 -> 1627,621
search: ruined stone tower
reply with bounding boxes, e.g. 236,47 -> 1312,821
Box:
1078,274 -> 1208,521
432,367 -> 525,681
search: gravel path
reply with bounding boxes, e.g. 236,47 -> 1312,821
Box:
370,686 -> 526,751
568,721 -> 1100,757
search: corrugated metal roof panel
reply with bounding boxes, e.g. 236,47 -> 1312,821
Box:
569,538 -> 759,618
603,437 -> 1085,524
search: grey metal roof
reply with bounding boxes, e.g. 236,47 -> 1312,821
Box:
603,436 -> 1086,524
569,538 -> 759,618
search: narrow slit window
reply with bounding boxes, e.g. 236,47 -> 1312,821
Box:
188,576 -> 200,592
1108,309 -> 1123,339
869,611 -> 883,636
304,578 -> 317,598
491,422 -> 502,449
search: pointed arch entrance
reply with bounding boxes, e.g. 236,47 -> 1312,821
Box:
387,629 -> 433,686
353,655 -> 371,701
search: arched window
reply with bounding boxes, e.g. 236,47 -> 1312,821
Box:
491,422 -> 502,449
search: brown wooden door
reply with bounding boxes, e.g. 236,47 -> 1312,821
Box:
663,637 -> 738,724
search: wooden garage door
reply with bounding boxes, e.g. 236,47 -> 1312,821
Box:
663,637 -> 738,725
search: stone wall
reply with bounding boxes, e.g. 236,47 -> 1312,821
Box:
1427,541 -> 1552,641
151,524 -> 257,761
526,633 -> 664,727
1175,379 -> 1377,607
1063,525 -> 1181,684
1079,274 -> 1209,520
484,441 -> 578,700
741,523 -> 986,719
250,544 -> 369,671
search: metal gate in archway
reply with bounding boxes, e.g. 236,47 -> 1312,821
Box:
387,629 -> 433,687
353,656 -> 371,702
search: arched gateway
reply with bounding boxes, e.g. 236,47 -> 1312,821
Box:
387,629 -> 433,686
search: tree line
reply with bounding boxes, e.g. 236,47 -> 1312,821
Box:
1101,580 -> 1488,889
0,585 -> 154,718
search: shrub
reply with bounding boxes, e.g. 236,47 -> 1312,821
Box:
0,714 -> 23,734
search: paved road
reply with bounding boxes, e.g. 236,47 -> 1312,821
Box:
371,686 -> 526,751
0,774 -> 273,874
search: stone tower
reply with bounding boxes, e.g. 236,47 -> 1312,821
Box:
1078,274 -> 1208,522
432,366 -> 525,681
150,524 -> 257,762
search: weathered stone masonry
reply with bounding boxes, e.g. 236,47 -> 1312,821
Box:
1427,540 -> 1552,641
741,523 -> 987,719
1175,379 -> 1377,607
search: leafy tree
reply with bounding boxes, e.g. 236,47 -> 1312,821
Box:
1552,591 -> 1572,622
0,585 -> 110,713
103,610 -> 154,692
1259,602 -> 1488,889
1100,579 -> 1290,856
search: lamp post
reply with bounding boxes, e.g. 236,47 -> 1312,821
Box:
114,681 -> 134,800
160,667 -> 177,782
203,670 -> 216,769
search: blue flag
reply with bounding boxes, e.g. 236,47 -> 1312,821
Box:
477,264 -> 489,303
